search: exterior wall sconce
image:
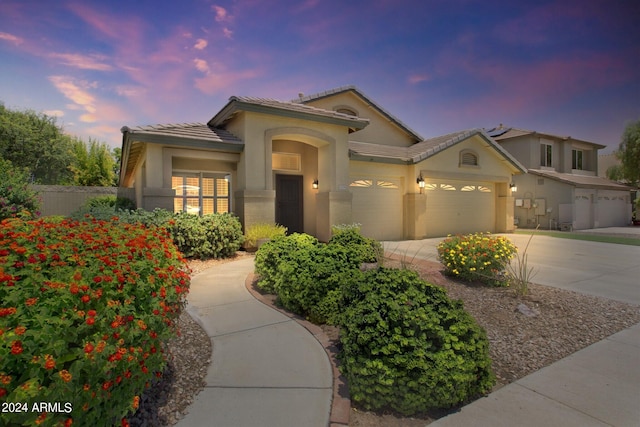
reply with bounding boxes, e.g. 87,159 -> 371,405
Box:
416,173 -> 425,194
510,183 -> 517,193
312,179 -> 319,189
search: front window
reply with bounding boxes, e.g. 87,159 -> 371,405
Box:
172,173 -> 230,215
572,149 -> 583,170
540,143 -> 553,167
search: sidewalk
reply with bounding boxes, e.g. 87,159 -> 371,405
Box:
430,322 -> 640,427
175,257 -> 333,427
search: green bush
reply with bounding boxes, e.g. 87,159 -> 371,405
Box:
0,158 -> 40,220
254,233 -> 318,293
0,217 -> 190,426
339,268 -> 495,415
437,232 -> 517,286
82,195 -> 136,211
275,244 -> 363,322
329,227 -> 382,263
168,212 -> 244,259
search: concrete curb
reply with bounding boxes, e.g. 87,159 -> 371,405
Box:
245,273 -> 350,427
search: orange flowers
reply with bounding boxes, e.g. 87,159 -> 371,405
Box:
25,297 -> 37,306
44,355 -> 56,370
59,370 -> 72,382
84,343 -> 94,354
0,307 -> 16,317
11,340 -> 23,355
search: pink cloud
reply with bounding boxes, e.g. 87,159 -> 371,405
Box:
48,52 -> 113,71
193,58 -> 210,74
194,68 -> 262,95
213,5 -> 231,23
0,31 -> 23,45
194,38 -> 208,50
49,76 -> 97,113
408,74 -> 430,85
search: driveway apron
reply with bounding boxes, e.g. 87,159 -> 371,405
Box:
176,257 -> 333,427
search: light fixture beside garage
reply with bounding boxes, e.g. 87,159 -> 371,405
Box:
312,179 -> 319,189
510,182 -> 517,193
416,173 -> 425,193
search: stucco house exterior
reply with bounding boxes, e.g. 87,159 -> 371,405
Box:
487,126 -> 632,230
119,86 -> 525,241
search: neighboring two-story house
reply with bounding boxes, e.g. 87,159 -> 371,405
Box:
488,126 -> 632,230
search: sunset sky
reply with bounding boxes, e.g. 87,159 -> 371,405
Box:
1,0 -> 638,152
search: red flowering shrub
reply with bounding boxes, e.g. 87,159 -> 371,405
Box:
0,217 -> 190,426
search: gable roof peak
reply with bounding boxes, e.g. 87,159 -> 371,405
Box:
294,85 -> 424,142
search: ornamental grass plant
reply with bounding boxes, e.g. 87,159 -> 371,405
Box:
0,217 -> 190,426
437,232 -> 517,286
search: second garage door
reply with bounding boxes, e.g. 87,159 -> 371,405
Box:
424,179 -> 495,237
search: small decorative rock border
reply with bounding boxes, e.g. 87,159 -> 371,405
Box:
245,273 -> 350,427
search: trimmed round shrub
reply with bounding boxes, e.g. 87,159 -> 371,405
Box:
437,232 -> 517,286
328,227 -> 381,264
168,212 -> 244,259
339,267 -> 495,415
0,217 -> 190,426
254,233 -> 318,293
275,244 -> 363,322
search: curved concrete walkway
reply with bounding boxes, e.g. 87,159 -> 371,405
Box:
176,257 -> 332,427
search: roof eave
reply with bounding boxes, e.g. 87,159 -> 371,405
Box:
121,130 -> 244,152
349,151 -> 411,165
209,98 -> 369,131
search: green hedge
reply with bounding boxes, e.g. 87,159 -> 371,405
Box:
0,217 -> 190,426
339,268 -> 495,414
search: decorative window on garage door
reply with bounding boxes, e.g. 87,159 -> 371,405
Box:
425,183 -> 491,192
349,179 -> 399,189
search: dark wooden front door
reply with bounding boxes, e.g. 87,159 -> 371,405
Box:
275,174 -> 303,234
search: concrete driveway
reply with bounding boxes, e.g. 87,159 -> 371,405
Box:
383,228 -> 640,305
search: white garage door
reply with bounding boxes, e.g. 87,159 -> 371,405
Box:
596,191 -> 629,228
424,179 -> 495,237
574,190 -> 593,230
350,178 -> 403,241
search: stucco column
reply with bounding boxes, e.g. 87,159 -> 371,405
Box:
316,191 -> 353,242
495,182 -> 515,233
404,193 -> 427,239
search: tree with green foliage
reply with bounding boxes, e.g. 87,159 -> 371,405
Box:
0,103 -> 75,184
112,146 -> 122,186
607,119 -> 640,187
0,158 -> 40,220
69,138 -> 116,186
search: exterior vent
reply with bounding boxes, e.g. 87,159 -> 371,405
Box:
272,152 -> 301,172
461,151 -> 478,166
538,178 -> 545,185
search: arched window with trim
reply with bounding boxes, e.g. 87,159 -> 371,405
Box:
460,150 -> 479,167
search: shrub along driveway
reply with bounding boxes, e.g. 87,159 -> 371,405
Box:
384,230 -> 640,304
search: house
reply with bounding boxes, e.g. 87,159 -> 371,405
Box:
119,86 -> 525,241
487,126 -> 632,230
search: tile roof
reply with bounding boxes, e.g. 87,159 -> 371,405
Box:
208,95 -> 369,130
293,85 -> 424,141
528,169 -> 632,191
349,128 -> 526,171
487,125 -> 605,148
121,123 -> 243,145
